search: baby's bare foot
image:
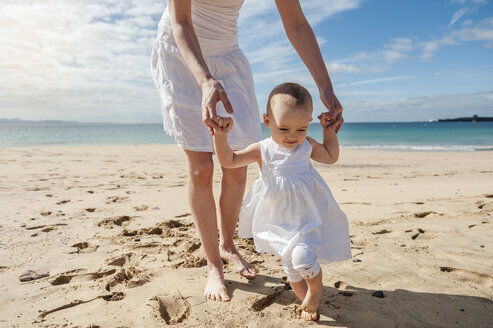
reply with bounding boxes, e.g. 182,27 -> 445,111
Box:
301,289 -> 321,321
220,245 -> 257,280
204,264 -> 230,302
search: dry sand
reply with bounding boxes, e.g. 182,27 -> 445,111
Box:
0,145 -> 492,327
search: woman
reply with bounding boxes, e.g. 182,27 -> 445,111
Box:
151,0 -> 343,302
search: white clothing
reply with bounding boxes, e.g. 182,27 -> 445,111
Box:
151,0 -> 261,152
282,245 -> 321,282
238,138 -> 352,263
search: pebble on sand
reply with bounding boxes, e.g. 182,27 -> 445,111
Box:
372,290 -> 385,298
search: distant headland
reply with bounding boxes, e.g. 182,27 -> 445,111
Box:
431,115 -> 493,122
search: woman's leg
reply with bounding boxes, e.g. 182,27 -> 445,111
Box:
184,150 -> 229,302
218,166 -> 257,279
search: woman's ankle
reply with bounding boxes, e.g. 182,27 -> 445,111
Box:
207,258 -> 224,271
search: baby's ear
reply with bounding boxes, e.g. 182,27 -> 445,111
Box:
263,113 -> 270,127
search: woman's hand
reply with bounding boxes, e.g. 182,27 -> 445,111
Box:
201,79 -> 234,135
320,88 -> 344,133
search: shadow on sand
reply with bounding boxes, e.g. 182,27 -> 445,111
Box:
227,274 -> 493,327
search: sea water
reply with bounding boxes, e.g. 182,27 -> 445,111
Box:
1,121 -> 492,151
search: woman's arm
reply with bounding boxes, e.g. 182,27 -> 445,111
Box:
308,113 -> 343,164
212,117 -> 260,168
168,0 -> 233,134
275,0 -> 344,133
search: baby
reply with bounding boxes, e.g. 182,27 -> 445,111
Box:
213,82 -> 351,320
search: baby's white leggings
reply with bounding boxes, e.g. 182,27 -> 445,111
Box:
281,245 -> 321,283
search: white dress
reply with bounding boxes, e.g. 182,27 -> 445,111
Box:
239,138 -> 352,263
150,0 -> 261,152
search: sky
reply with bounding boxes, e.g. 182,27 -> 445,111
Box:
0,0 -> 492,123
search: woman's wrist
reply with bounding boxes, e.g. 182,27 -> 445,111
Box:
318,82 -> 334,94
198,75 -> 215,89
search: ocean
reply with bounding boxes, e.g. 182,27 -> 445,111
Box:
1,121 -> 493,151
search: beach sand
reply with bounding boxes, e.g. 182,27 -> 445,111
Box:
0,145 -> 492,327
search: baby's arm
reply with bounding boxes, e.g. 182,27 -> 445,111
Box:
212,117 -> 260,168
307,112 -> 343,164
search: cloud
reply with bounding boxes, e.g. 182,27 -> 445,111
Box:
420,17 -> 493,59
448,0 -> 488,26
449,7 -> 470,26
326,62 -> 360,73
239,0 -> 364,81
450,0 -> 487,4
336,75 -> 417,88
0,0 -> 164,122
0,0 -> 491,124
0,0 -> 366,122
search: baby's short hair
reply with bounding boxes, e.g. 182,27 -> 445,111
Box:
266,82 -> 313,116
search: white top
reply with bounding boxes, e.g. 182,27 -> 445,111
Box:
238,138 -> 352,263
157,0 -> 243,56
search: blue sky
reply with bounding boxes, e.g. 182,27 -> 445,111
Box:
0,0 -> 492,123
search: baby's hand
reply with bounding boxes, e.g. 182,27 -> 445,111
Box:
318,112 -> 337,130
212,116 -> 233,135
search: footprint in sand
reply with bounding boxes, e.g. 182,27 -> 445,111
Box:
104,253 -> 149,291
479,202 -> 493,211
50,268 -> 116,286
19,270 -> 50,282
26,223 -> 67,232
414,211 -> 433,218
151,291 -> 191,325
251,286 -> 287,311
71,242 -> 98,254
134,205 -> 149,211
99,215 -> 132,227
439,266 -> 493,287
372,229 -> 392,235
334,281 -> 354,296
102,291 -> 125,301
106,254 -> 132,267
119,218 -> 205,268
106,196 -> 129,204
25,187 -> 50,191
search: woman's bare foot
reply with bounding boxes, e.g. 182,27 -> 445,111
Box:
204,263 -> 230,302
219,244 -> 257,280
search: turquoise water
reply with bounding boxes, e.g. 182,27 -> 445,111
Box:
1,121 -> 492,151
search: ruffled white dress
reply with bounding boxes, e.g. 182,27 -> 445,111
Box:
239,138 -> 352,263
151,0 -> 261,152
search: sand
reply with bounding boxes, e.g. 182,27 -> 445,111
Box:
0,145 -> 492,328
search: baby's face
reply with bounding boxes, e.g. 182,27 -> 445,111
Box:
264,102 -> 312,149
